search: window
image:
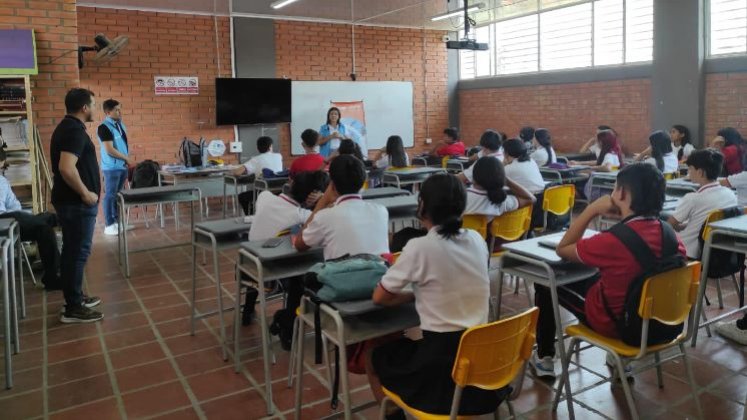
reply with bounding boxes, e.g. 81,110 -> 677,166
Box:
709,0 -> 747,56
459,0 -> 654,79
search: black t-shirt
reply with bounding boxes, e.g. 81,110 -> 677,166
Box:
51,115 -> 101,205
97,122 -> 128,146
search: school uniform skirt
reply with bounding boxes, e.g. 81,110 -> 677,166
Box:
372,330 -> 507,415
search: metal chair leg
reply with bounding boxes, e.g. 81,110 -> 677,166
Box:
715,276 -> 725,309
20,245 -> 36,287
681,343 -> 703,420
654,352 -> 664,389
613,352 -> 639,420
287,315 -> 299,388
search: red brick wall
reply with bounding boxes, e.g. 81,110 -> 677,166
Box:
704,72 -> 747,142
76,7 -> 235,164
0,0 -> 79,147
274,20 -> 449,166
459,79 -> 652,155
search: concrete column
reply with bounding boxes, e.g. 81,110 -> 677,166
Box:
651,0 -> 706,146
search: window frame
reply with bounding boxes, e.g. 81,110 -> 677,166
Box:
706,0 -> 747,58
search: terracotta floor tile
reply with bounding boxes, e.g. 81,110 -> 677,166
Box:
47,336 -> 102,364
47,354 -> 108,386
5,347 -> 43,372
103,325 -> 157,350
148,304 -> 191,324
710,372 -> 747,404
0,390 -> 44,420
49,397 -> 121,420
133,283 -> 178,298
186,366 -> 254,402
148,407 -> 201,420
199,389 -> 268,420
109,341 -> 166,370
46,323 -> 99,346
672,391 -> 744,420
0,367 -> 42,397
573,384 -> 666,420
115,359 -> 178,393
122,381 -> 191,418
142,293 -> 188,311
175,347 -> 229,377
48,373 -> 114,412
98,312 -> 150,334
102,300 -> 142,317
164,331 -> 221,356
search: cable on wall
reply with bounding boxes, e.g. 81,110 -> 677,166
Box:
213,0 -> 222,76
350,0 -> 357,80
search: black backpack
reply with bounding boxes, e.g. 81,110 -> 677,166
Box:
178,138 -> 202,167
602,220 -> 686,346
131,160 -> 161,188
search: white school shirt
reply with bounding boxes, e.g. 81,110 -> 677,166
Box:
673,143 -> 695,160
727,171 -> 747,207
600,152 -> 620,169
242,151 -> 283,177
671,182 -> 737,259
379,227 -> 490,332
462,149 -> 503,183
302,194 -> 389,260
504,159 -> 546,194
464,187 -> 519,220
374,153 -> 410,170
643,152 -> 678,173
530,147 -> 557,167
249,191 -> 311,241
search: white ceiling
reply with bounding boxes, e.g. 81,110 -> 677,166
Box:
76,0 -> 540,31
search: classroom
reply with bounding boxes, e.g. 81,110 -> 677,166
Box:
0,0 -> 746,419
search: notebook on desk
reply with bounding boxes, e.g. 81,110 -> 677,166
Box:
538,237 -> 562,250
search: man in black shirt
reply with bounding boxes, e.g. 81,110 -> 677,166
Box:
50,88 -> 103,323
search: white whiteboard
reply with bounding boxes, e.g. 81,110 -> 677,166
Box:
290,81 -> 414,156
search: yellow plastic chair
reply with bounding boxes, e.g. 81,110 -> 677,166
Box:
462,214 -> 489,240
663,172 -> 677,180
538,184 -> 575,233
379,307 -> 539,420
553,262 -> 703,420
441,156 -> 451,168
699,208 -> 746,309
489,206 -> 532,257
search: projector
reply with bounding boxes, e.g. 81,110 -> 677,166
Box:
446,39 -> 488,51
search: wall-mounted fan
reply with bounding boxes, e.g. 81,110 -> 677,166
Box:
78,33 -> 129,69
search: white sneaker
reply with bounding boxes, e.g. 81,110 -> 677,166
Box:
605,352 -> 634,381
715,322 -> 747,345
104,224 -> 118,236
529,353 -> 557,379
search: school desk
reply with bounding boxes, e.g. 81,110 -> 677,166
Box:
159,165 -> 240,218
382,166 -> 445,189
539,165 -> 591,184
360,186 -> 411,200
223,174 -> 254,217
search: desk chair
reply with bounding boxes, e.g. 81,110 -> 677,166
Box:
379,307 -> 539,420
553,262 -> 703,420
663,172 -> 678,180
536,184 -> 575,233
698,208 -> 745,310
462,214 -> 489,240
488,206 -> 534,313
441,156 -> 451,169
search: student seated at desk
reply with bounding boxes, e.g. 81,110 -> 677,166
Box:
430,127 -> 465,157
531,163 -> 687,379
372,135 -> 410,170
635,126 -> 695,166
234,136 -> 283,215
366,173 -> 505,420
571,129 -> 622,171
330,138 -> 365,163
459,129 -> 503,184
503,138 -> 546,194
519,126 -> 535,152
720,170 -> 747,207
289,129 -> 326,179
579,125 -> 614,159
464,156 -> 535,221
714,127 -> 747,176
530,128 -> 557,167
667,149 -> 737,259
641,130 -> 679,173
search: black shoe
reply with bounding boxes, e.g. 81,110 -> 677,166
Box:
60,305 -> 104,324
82,295 -> 101,308
242,288 -> 258,326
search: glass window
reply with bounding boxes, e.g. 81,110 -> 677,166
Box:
709,0 -> 747,56
625,0 -> 654,63
540,3 -> 593,71
594,0 -> 624,66
496,14 -> 539,74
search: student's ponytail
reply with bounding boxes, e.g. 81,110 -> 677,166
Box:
472,156 -> 508,206
486,186 -> 508,207
438,215 -> 463,239
418,174 -> 467,240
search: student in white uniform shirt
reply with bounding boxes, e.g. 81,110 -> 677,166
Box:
233,136 -> 284,215
464,156 -> 535,220
671,125 -> 696,161
720,170 -> 747,207
366,173 -> 506,419
668,150 -> 737,259
643,130 -> 679,174
459,129 -> 503,184
296,154 -> 389,261
579,125 -> 614,159
503,138 -> 546,194
372,135 -> 410,169
519,126 -> 536,152
530,128 -> 557,167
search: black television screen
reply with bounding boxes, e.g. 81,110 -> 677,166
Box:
215,78 -> 291,125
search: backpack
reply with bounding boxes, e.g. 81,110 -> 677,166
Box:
131,160 -> 161,189
178,138 -> 202,167
602,220 -> 686,346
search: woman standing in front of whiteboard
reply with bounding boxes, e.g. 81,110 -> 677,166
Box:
319,107 -> 352,159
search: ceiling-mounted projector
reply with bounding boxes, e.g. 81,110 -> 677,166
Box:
446,39 -> 488,51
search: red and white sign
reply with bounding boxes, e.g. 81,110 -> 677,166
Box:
154,76 -> 199,95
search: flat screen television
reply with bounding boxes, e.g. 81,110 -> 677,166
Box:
215,78 -> 291,125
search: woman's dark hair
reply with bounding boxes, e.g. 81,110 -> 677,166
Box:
598,125 -> 613,131
290,171 -> 330,207
418,173 -> 466,239
443,127 -> 459,141
326,107 -> 342,126
385,135 -> 407,167
534,128 -> 554,167
596,130 -> 623,167
519,126 -> 535,143
338,139 -> 364,161
648,130 -> 673,172
503,138 -> 530,162
472,156 -> 508,207
686,149 -> 725,181
615,163 -> 665,217
499,132 -> 508,142
329,154 -> 366,194
671,124 -> 692,160
479,129 -> 502,152
718,127 -> 747,169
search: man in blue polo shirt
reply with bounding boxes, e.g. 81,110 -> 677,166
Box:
97,99 -> 135,236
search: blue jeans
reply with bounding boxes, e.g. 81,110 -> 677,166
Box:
55,203 -> 97,307
103,169 -> 127,226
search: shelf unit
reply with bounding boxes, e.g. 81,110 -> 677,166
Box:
0,75 -> 39,212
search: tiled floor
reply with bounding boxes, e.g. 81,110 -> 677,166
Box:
0,208 -> 746,419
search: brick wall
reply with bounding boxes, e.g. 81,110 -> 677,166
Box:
274,20 -> 449,166
0,0 -> 79,148
77,7 -> 235,165
459,79 -> 652,155
704,72 -> 747,141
